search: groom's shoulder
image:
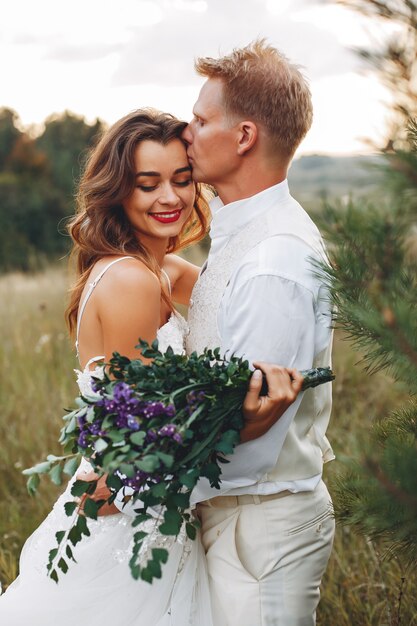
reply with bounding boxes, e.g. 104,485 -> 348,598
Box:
230,234 -> 325,296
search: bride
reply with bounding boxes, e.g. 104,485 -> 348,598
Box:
0,108 -> 300,625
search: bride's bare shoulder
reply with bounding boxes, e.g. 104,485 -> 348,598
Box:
91,256 -> 160,300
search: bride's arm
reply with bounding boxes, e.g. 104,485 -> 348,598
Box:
97,260 -> 161,362
163,254 -> 201,306
78,261 -> 162,516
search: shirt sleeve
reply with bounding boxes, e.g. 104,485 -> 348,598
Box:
214,271 -> 317,482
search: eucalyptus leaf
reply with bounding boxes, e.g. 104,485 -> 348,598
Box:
49,463 -> 63,486
26,473 -> 40,496
63,456 -> 80,477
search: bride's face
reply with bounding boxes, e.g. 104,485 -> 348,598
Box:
122,139 -> 195,245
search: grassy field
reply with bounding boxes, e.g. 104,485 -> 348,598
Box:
0,265 -> 416,624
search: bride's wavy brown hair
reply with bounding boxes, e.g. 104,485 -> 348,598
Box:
66,108 -> 211,337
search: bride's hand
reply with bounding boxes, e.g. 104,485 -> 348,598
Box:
240,362 -> 303,443
75,470 -> 120,516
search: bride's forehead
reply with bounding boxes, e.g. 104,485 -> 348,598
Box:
133,139 -> 188,166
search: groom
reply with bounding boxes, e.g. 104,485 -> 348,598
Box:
182,40 -> 335,625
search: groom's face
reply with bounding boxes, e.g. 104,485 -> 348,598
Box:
182,79 -> 239,187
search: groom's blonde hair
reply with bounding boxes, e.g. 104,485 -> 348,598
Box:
195,39 -> 313,159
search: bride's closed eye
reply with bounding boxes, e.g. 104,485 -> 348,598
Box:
137,185 -> 157,192
174,179 -> 192,187
137,179 -> 192,192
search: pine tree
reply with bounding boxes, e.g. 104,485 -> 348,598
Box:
317,119 -> 417,568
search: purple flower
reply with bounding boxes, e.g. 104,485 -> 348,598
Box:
104,398 -> 117,413
89,420 -> 102,435
127,416 -> 140,431
157,423 -> 182,443
91,381 -> 102,393
77,431 -> 89,448
146,429 -> 158,443
186,390 -> 207,415
138,401 -> 175,420
158,423 -> 176,437
121,469 -> 150,490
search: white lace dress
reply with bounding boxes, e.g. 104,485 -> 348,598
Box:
0,313 -> 213,626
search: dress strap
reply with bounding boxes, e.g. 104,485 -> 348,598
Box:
75,256 -> 135,357
161,268 -> 172,296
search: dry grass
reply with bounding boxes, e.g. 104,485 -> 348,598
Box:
0,265 -> 416,623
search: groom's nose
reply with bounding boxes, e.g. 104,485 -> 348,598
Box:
181,124 -> 192,145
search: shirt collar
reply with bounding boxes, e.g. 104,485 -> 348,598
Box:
209,179 -> 290,241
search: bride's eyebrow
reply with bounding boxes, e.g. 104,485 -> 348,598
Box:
136,171 -> 159,177
136,166 -> 191,177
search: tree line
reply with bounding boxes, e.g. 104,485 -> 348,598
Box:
0,108 -> 105,272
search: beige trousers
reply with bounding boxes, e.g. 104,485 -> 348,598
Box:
197,480 -> 335,626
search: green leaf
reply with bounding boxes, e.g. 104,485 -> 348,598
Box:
83,498 -> 101,520
49,569 -> 59,584
159,509 -> 182,536
26,473 -> 40,496
130,563 -> 141,580
155,451 -> 174,468
66,545 -> 75,562
55,530 -> 66,544
64,501 -> 78,516
119,463 -> 135,478
71,479 -> 92,497
46,454 -> 61,462
106,473 -> 123,491
48,548 -> 58,563
132,512 -> 150,527
136,455 -> 160,473
140,567 -> 154,584
68,525 -> 82,546
22,461 -> 51,476
200,463 -> 221,486
158,521 -> 180,536
152,548 -> 169,564
133,531 -> 148,542
185,523 -> 197,540
58,558 -> 69,574
63,456 -> 80,477
150,481 -> 168,498
94,438 -> 108,453
144,559 -> 162,579
178,469 -> 200,490
77,514 -> 91,537
65,415 -> 77,434
130,431 -> 146,446
49,463 -> 63,486
169,492 -> 190,509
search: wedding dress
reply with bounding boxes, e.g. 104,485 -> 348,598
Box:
0,258 -> 213,626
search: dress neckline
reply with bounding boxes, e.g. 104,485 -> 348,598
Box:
80,311 -> 182,372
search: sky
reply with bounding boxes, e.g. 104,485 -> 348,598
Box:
0,0 -> 400,156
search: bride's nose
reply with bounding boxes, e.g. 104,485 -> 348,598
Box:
159,183 -> 181,206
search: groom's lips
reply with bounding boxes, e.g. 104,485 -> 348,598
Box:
148,210 -> 183,224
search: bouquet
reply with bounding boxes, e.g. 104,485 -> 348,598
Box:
24,340 -> 335,584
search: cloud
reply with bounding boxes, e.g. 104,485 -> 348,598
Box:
111,0 -> 356,88
44,43 -> 123,63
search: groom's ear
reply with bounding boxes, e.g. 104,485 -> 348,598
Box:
236,121 -> 258,156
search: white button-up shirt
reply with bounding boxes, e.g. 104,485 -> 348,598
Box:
189,180 -> 332,504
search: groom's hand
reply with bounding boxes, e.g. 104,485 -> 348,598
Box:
241,363 -> 303,443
